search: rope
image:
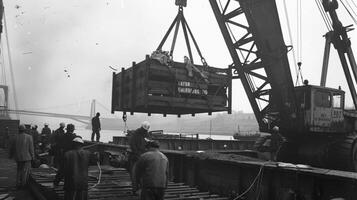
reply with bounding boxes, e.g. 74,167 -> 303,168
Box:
232,162 -> 268,200
89,161 -> 102,190
3,10 -> 19,119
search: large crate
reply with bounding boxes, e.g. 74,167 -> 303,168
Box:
112,55 -> 232,115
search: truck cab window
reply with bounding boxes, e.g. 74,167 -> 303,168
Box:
332,94 -> 342,108
314,91 -> 331,108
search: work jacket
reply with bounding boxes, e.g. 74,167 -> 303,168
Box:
64,148 -> 90,190
91,116 -> 101,130
128,127 -> 148,159
10,133 -> 35,162
135,149 -> 169,188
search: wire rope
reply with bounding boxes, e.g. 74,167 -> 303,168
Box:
315,0 -> 333,31
339,0 -> 357,25
344,0 -> 357,20
282,0 -> 299,86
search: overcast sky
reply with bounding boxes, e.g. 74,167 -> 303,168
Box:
1,0 -> 357,120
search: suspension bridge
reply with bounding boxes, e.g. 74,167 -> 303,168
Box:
1,98 -> 118,126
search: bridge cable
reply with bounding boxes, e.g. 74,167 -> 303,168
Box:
0,41 -> 6,85
3,10 -> 19,119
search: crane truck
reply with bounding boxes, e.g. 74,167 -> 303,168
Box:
208,0 -> 357,171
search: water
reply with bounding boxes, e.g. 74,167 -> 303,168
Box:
75,129 -> 234,143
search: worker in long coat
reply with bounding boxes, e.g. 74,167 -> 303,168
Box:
64,137 -> 90,200
9,124 -> 35,189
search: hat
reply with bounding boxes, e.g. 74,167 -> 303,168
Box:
272,126 -> 279,132
19,124 -> 26,131
66,124 -> 75,132
59,122 -> 65,128
141,121 -> 150,131
145,140 -> 160,148
72,137 -> 84,144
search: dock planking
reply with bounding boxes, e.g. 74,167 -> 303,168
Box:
30,166 -> 229,200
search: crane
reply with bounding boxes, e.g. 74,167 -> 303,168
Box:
208,0 -> 357,171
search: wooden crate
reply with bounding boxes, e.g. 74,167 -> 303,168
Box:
111,55 -> 232,115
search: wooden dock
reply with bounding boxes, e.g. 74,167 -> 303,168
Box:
30,166 -> 229,200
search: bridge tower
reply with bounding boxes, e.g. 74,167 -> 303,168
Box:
0,85 -> 9,119
90,99 -> 96,118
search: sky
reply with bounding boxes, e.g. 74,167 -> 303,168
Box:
1,0 -> 357,125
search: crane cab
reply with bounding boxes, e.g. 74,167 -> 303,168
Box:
295,85 -> 345,134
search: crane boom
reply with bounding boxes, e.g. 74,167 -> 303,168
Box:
209,0 -> 299,136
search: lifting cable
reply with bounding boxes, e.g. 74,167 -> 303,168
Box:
282,0 -> 300,86
350,0 -> 357,12
315,0 -> 333,31
296,0 -> 304,86
339,0 -> 357,25
122,112 -> 128,134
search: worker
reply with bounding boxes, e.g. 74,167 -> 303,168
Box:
270,126 -> 283,161
9,124 -> 35,189
40,123 -> 52,149
91,112 -> 101,142
63,137 -> 90,200
29,124 -> 39,147
134,140 -> 168,199
53,123 -> 78,186
41,123 -> 51,135
50,122 -> 66,168
128,121 -> 151,192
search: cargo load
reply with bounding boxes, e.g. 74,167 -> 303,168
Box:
111,55 -> 231,116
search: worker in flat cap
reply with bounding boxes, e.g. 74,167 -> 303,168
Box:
134,140 -> 169,199
9,124 -> 35,189
63,137 -> 90,200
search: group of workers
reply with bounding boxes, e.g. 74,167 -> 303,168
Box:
8,118 -> 168,200
9,122 -> 92,200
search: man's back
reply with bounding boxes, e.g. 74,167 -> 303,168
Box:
12,134 -> 34,162
91,116 -> 100,130
64,149 -> 90,190
129,128 -> 147,157
135,150 -> 168,188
